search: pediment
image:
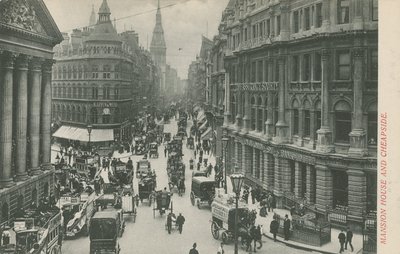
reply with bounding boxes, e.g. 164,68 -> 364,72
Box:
0,0 -> 63,46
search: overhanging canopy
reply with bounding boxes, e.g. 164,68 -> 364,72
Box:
201,127 -> 212,140
197,111 -> 206,124
53,126 -> 114,142
199,120 -> 208,131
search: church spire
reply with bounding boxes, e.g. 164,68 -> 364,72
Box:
98,0 -> 111,23
151,0 -> 166,50
89,4 -> 96,27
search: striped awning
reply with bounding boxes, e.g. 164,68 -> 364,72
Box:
201,127 -> 212,140
53,126 -> 114,142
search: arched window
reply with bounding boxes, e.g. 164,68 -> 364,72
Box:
62,87 -> 66,98
77,106 -> 82,122
73,65 -> 77,79
292,99 -> 300,135
67,87 -> 71,98
334,101 -> 352,143
62,66 -> 67,79
78,87 -> 82,99
72,86 -> 77,98
67,105 -> 71,121
257,96 -> 263,131
303,100 -> 311,137
72,106 -> 76,122
82,107 -> 87,123
230,95 -> 236,123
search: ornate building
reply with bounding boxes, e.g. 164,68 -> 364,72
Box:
150,0 -> 167,93
52,0 -> 159,144
221,0 -> 377,233
0,0 -> 62,225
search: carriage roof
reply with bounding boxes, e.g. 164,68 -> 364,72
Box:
192,176 -> 215,184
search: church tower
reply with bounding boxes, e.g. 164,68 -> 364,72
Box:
150,0 -> 167,91
89,4 -> 96,27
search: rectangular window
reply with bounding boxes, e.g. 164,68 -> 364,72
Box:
304,7 -> 310,30
264,61 -> 269,82
251,62 -> 256,82
260,22 -> 264,37
293,11 -> 299,33
244,28 -> 248,41
266,19 -> 271,37
304,110 -> 311,137
314,52 -> 322,81
316,3 -> 323,28
315,110 -> 321,140
258,61 -> 263,82
293,109 -> 299,135
338,0 -> 350,24
335,111 -> 351,143
369,49 -> 378,80
276,15 -> 281,35
303,54 -> 311,81
292,56 -> 299,81
372,0 -> 378,21
337,51 -> 351,80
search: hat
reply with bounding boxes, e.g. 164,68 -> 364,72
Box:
193,243 -> 197,248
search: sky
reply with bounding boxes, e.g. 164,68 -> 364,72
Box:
43,0 -> 230,78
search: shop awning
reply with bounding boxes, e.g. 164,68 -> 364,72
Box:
201,127 -> 212,140
197,111 -> 206,123
199,120 -> 208,131
53,126 -> 114,142
193,106 -> 201,112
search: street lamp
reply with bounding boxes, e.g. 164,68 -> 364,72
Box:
87,124 -> 93,152
221,136 -> 229,194
230,172 -> 244,254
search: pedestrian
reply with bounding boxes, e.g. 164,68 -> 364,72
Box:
189,242 -> 199,254
270,216 -> 279,242
167,212 -> 172,234
338,229 -> 346,253
194,149 -> 197,159
271,194 -> 276,212
199,149 -> 203,158
164,146 -> 167,157
176,213 -> 186,234
283,214 -> 291,241
250,187 -> 256,204
345,227 -> 354,252
254,225 -> 262,251
217,242 -> 224,254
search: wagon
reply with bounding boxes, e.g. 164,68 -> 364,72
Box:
136,159 -> 151,178
149,142 -> 159,158
138,176 -> 156,206
190,176 -> 216,209
210,196 -> 251,245
153,190 -> 172,217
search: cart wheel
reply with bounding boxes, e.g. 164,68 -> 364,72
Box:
211,221 -> 220,239
190,192 -> 195,206
221,231 -> 229,244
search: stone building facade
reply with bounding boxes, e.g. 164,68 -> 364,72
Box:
221,0 -> 378,230
52,0 -> 159,143
0,0 -> 62,225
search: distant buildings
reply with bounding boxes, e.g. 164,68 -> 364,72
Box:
52,0 -> 159,145
0,0 -> 62,225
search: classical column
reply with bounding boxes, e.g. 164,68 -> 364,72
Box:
235,89 -> 243,131
322,0 -> 331,30
41,60 -> 54,170
348,47 -> 367,157
306,165 -> 316,204
347,169 -> 367,219
15,55 -> 30,181
28,57 -> 43,174
279,3 -> 290,40
223,71 -> 231,126
309,110 -> 316,146
242,91 -> 250,133
316,49 -> 335,153
265,91 -> 274,139
297,108 -> 304,146
262,97 -> 266,134
0,52 -> 16,188
273,56 -> 289,143
265,153 -> 275,192
315,164 -> 333,211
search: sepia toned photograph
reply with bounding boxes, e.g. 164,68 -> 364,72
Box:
0,0 -> 383,253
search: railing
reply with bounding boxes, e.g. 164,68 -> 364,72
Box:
289,81 -> 321,92
326,205 -> 348,228
363,211 -> 377,253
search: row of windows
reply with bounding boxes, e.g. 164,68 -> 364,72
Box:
228,0 -> 378,50
229,49 -> 378,83
53,64 -> 133,80
53,87 -> 121,100
53,107 -> 122,124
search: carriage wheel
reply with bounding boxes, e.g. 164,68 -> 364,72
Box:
221,231 -> 229,244
190,192 -> 195,206
211,221 -> 220,239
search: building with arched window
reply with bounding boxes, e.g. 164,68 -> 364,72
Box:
52,0 -> 160,145
218,0 -> 377,235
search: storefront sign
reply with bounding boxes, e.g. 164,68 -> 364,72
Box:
93,102 -> 117,108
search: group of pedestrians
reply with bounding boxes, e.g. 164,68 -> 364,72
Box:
338,228 -> 354,253
166,212 -> 186,235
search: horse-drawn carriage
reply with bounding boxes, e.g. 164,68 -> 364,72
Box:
163,132 -> 171,143
138,176 -> 156,206
153,190 -> 173,217
190,176 -> 216,209
149,142 -> 159,158
134,136 -> 147,155
114,162 -> 133,186
136,159 -> 151,178
210,195 -> 253,245
166,152 -> 185,193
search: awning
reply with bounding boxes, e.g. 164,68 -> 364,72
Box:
201,127 -> 212,140
53,126 -> 114,142
199,120 -> 208,131
197,111 -> 206,123
193,106 -> 200,112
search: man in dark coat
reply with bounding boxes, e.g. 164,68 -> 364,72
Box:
189,242 -> 199,254
338,229 -> 346,253
345,227 -> 354,251
167,212 -> 173,234
270,217 -> 279,242
283,214 -> 291,241
176,213 -> 186,234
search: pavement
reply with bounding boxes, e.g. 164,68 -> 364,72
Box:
54,118 -> 334,254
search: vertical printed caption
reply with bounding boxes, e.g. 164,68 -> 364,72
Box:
379,112 -> 388,245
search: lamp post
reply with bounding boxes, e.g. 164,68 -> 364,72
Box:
87,124 -> 93,152
230,172 -> 244,254
221,136 -> 229,194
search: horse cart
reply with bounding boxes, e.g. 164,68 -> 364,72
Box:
149,142 -> 159,158
190,176 -> 216,209
136,159 -> 151,178
153,191 -> 173,217
118,186 -> 137,221
138,176 -> 156,206
210,195 -> 251,245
